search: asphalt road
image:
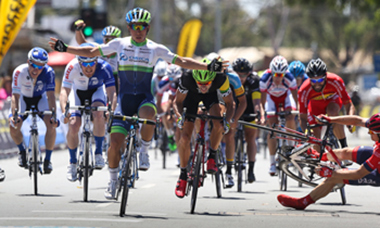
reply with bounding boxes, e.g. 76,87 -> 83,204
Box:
0,127 -> 379,228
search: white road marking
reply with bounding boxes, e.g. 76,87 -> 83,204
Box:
140,184 -> 155,189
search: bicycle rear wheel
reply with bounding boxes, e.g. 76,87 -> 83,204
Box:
160,130 -> 168,169
120,138 -> 134,216
214,149 -> 222,198
190,146 -> 202,214
235,136 -> 243,192
83,135 -> 90,202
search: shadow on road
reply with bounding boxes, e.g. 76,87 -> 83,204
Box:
17,193 -> 63,197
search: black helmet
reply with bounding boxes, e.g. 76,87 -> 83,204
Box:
306,58 -> 327,78
232,58 -> 252,73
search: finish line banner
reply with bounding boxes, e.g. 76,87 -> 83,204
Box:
0,0 -> 37,66
176,19 -> 202,57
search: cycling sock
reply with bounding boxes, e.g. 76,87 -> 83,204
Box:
278,194 -> 314,210
180,168 -> 187,180
248,161 -> 255,173
140,139 -> 151,154
17,142 -> 26,152
339,138 -> 347,148
45,150 -> 52,161
298,194 -> 315,209
68,147 -> 78,164
165,128 -> 174,136
226,160 -> 234,174
109,167 -> 118,181
270,155 -> 276,165
208,148 -> 217,160
94,136 -> 104,155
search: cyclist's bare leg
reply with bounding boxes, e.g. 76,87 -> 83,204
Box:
326,102 -> 346,141
138,105 -> 156,142
67,116 -> 81,150
309,175 -> 344,202
208,104 -> 224,151
178,121 -> 194,167
107,132 -> 124,168
310,126 -> 322,153
326,147 -> 354,162
43,115 -> 56,151
224,125 -> 236,167
92,101 -> 106,137
245,126 -> 258,162
9,118 -> 24,145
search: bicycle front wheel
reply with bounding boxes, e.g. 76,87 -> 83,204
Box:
190,146 -> 202,214
32,134 -> 39,195
214,149 -> 222,198
83,136 -> 90,202
120,138 -> 134,216
279,159 -> 322,187
235,136 -> 243,192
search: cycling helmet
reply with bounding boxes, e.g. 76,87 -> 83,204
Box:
288,60 -> 305,78
77,43 -> 97,62
166,64 -> 182,80
206,52 -> 220,61
102,25 -> 121,37
154,61 -> 168,77
192,58 -> 217,83
28,47 -> 49,64
269,55 -> 288,74
306,58 -> 327,78
365,113 -> 380,133
232,58 -> 252,73
126,7 -> 151,24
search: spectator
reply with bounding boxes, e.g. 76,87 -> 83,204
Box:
0,75 -> 12,100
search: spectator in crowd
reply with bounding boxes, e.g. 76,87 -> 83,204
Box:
0,75 -> 12,100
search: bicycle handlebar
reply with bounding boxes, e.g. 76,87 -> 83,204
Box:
266,110 -> 299,116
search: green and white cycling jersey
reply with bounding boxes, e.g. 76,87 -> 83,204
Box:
98,37 -> 177,100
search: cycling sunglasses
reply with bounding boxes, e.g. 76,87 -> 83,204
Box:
368,129 -> 380,135
310,77 -> 326,84
130,23 -> 148,31
196,81 -> 212,86
104,37 -> 116,43
29,62 -> 44,70
80,61 -> 96,67
273,73 -> 284,78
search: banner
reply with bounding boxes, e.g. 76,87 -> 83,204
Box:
176,19 -> 202,57
0,0 -> 37,66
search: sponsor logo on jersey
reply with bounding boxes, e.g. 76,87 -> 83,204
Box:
128,56 -> 149,64
36,81 -> 44,92
89,77 -> 99,86
65,65 -> 74,79
14,71 -> 20,86
311,92 -> 337,101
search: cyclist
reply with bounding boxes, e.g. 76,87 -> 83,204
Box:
233,58 -> 261,183
173,57 -> 234,198
278,113 -> 380,210
288,60 -> 308,89
59,43 -> 116,182
49,7 -> 225,199
74,21 -> 121,94
151,60 -> 168,97
259,55 -> 298,176
8,47 -> 58,174
298,58 -> 355,151
157,64 -> 182,152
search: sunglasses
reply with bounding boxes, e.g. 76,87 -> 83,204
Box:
310,77 -> 326,84
130,23 -> 148,31
368,129 -> 380,135
273,73 -> 284,78
104,37 -> 115,43
237,72 -> 250,78
196,81 -> 212,86
80,61 -> 96,67
29,62 -> 44,70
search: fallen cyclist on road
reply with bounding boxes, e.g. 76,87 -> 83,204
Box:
277,113 -> 380,210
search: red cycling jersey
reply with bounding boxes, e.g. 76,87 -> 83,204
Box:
298,72 -> 351,116
364,142 -> 380,173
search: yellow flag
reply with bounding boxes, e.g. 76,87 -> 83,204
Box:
0,0 -> 37,66
176,19 -> 202,57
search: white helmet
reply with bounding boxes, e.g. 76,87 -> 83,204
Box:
166,64 -> 182,80
270,55 -> 288,74
154,61 -> 168,77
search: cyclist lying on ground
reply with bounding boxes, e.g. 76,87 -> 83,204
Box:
277,113 -> 380,210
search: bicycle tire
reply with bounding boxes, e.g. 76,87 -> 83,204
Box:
32,134 -> 38,195
340,187 -> 346,205
161,131 -> 168,169
236,136 -> 243,192
83,135 -> 90,202
279,159 -> 322,187
132,151 -> 137,188
215,149 -> 222,198
277,146 -> 287,191
120,137 -> 134,216
190,146 -> 202,214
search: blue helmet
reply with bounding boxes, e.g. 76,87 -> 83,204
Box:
288,61 -> 305,78
28,47 -> 49,64
77,43 -> 97,62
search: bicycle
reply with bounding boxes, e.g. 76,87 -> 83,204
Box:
235,113 -> 258,192
266,108 -> 299,191
180,107 -> 227,214
107,113 -> 157,217
64,100 -> 109,202
14,106 -> 55,195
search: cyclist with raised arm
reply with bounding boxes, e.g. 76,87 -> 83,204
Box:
74,20 -> 121,94
59,43 -> 116,181
8,47 -> 58,174
233,58 -> 262,183
298,58 -> 355,151
259,55 -> 298,176
288,60 -> 308,89
49,7 -> 225,200
278,113 -> 380,210
157,64 -> 182,152
173,57 -> 234,198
